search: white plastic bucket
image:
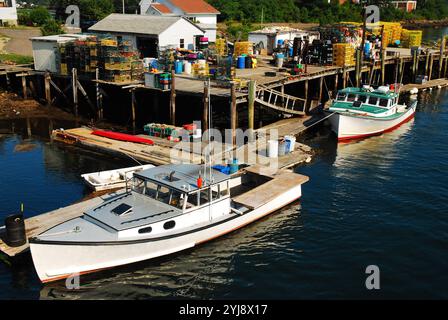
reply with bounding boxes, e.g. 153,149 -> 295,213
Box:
267,140 -> 279,158
183,61 -> 192,75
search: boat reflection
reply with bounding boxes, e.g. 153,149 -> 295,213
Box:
39,202 -> 303,300
333,117 -> 415,169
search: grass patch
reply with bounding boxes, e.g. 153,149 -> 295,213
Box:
0,53 -> 33,65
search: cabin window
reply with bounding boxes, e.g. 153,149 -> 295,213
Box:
367,97 -> 378,105
199,189 -> 211,206
220,182 -> 230,197
336,93 -> 347,101
163,220 -> 176,230
347,94 -> 357,102
169,190 -> 185,209
358,95 -> 367,103
131,177 -> 145,193
144,181 -> 158,198
379,98 -> 389,107
138,226 -> 152,234
156,185 -> 171,204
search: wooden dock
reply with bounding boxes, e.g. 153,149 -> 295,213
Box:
400,78 -> 448,93
0,190 -> 127,257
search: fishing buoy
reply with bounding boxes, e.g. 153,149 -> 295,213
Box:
197,174 -> 203,188
5,213 -> 26,247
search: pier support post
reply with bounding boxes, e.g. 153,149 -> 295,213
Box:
318,76 -> 324,105
333,73 -> 339,96
304,79 -> 309,113
425,51 -> 430,76
170,70 -> 176,125
342,68 -> 347,88
230,82 -> 237,147
444,56 -> 448,78
44,72 -> 51,106
428,54 -> 434,80
96,68 -> 103,120
72,68 -> 78,117
248,80 -> 256,131
355,48 -> 361,87
131,89 -> 136,132
439,37 -> 446,78
21,75 -> 28,100
381,49 -> 386,85
203,82 -> 209,133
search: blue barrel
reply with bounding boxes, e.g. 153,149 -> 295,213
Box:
277,53 -> 285,59
174,60 -> 183,74
237,56 -> 245,69
229,158 -> 239,174
364,42 -> 371,56
277,39 -> 284,46
289,47 -> 293,56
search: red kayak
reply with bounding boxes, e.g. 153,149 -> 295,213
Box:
92,130 -> 154,145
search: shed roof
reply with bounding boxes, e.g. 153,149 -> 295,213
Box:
88,14 -> 203,36
168,0 -> 220,14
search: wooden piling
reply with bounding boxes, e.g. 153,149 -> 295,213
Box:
72,68 -> 79,117
131,89 -> 136,131
96,68 -> 103,120
355,48 -> 361,87
170,70 -> 176,125
248,80 -> 256,130
21,75 -> 27,99
333,73 -> 339,96
428,54 -> 434,80
304,79 -> 309,112
381,49 -> 386,85
342,68 -> 347,88
230,82 -> 237,147
439,37 -> 446,78
44,72 -> 51,106
318,76 -> 324,104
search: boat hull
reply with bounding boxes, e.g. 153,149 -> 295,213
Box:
327,103 -> 416,141
30,185 -> 302,283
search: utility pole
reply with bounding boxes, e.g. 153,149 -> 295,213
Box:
122,0 -> 125,14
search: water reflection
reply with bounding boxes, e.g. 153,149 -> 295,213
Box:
39,203 -> 303,300
333,118 -> 415,169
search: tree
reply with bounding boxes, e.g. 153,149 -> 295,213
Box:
41,19 -> 64,36
29,6 -> 52,26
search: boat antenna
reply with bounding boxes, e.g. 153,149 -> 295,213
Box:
207,78 -> 213,222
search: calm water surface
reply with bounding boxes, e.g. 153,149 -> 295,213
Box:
0,88 -> 447,299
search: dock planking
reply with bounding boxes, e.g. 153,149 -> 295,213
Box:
0,190 -> 127,257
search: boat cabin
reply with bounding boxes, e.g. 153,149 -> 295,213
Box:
334,87 -> 399,110
130,164 -> 231,212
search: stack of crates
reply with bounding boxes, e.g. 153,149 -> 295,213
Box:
333,43 -> 355,67
215,38 -> 227,56
144,123 -> 180,138
379,22 -> 402,47
401,29 -> 422,48
234,42 -> 253,57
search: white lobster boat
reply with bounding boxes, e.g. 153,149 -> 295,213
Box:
81,164 -> 155,191
327,86 -> 417,141
30,164 -> 308,283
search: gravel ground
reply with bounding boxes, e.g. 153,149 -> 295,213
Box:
0,27 -> 41,56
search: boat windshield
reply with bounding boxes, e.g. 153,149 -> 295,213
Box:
131,177 -> 185,210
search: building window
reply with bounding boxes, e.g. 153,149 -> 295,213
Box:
180,39 -> 185,49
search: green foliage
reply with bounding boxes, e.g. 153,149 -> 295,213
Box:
50,0 -> 114,21
29,6 -> 52,26
17,9 -> 32,26
207,0 -> 448,24
41,19 -> 64,36
0,54 -> 34,65
225,21 -> 255,41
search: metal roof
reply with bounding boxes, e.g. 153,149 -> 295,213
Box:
88,14 -> 203,36
134,164 -> 231,193
168,0 -> 220,14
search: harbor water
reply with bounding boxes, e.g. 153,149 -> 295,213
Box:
0,88 -> 447,299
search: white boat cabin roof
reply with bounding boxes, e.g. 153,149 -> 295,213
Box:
134,164 -> 231,194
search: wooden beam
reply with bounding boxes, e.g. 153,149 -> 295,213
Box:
428,54 -> 434,80
333,73 -> 339,96
381,49 -> 386,85
248,80 -> 256,130
44,72 -> 51,106
72,68 -> 78,117
131,89 -> 136,131
21,75 -> 27,99
230,82 -> 237,147
170,70 -> 176,125
439,37 -> 446,78
318,76 -> 324,104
